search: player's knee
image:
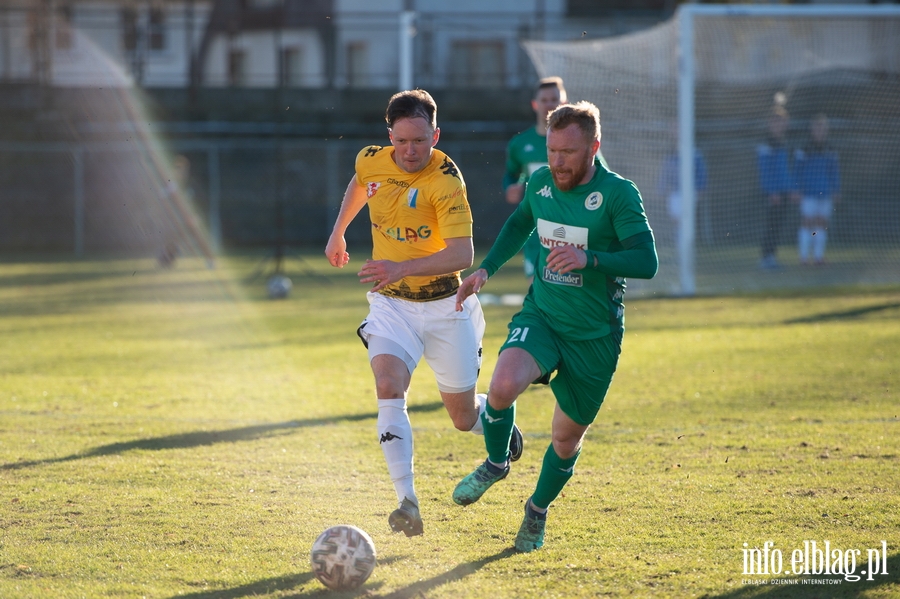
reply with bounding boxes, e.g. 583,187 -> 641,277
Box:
374,376 -> 407,399
551,436 -> 582,460
487,377 -> 521,409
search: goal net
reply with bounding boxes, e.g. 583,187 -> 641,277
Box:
525,5 -> 900,296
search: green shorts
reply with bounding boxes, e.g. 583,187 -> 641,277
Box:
500,307 -> 621,426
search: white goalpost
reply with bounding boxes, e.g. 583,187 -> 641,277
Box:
525,5 -> 900,296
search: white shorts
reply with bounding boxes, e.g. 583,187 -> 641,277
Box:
800,196 -> 833,220
357,292 -> 485,394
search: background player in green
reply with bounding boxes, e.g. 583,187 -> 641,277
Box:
503,77 -> 608,282
453,101 -> 658,552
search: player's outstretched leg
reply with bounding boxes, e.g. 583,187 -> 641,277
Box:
452,459 -> 509,506
388,497 -> 423,537
514,498 -> 547,552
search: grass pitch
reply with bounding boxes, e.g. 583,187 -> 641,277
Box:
0,251 -> 898,598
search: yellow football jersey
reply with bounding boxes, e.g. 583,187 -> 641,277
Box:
355,145 -> 472,301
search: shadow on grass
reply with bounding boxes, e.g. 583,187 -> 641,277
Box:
161,557 -> 407,599
165,572 -> 314,599
0,401 -> 444,471
372,548 -> 517,599
708,552 -> 900,599
783,302 -> 900,324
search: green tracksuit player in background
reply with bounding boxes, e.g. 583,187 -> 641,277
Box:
503,77 -> 608,282
454,101 -> 658,552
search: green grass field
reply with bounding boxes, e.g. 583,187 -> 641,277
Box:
1,252 -> 898,599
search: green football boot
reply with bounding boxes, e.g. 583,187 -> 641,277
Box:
452,460 -> 509,506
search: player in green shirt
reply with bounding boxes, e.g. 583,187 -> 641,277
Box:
503,77 -> 608,281
453,101 -> 658,552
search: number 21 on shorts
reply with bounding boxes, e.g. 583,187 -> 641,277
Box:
508,327 -> 529,343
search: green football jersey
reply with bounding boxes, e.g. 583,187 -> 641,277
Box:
504,127 -> 609,189
483,159 -> 654,341
504,127 -> 550,187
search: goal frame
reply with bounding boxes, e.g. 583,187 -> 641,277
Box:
675,4 -> 900,295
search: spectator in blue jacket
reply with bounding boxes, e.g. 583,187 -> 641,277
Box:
756,105 -> 798,270
794,113 -> 840,265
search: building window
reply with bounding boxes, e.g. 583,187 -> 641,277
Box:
346,42 -> 367,88
246,0 -> 282,7
449,40 -> 504,88
281,47 -> 303,87
228,49 -> 246,86
122,7 -> 138,52
55,4 -> 73,50
148,5 -> 165,51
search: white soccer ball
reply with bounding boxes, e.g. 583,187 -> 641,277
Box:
266,274 -> 292,299
310,525 -> 377,591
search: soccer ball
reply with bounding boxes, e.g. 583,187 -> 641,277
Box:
310,525 -> 377,591
266,274 -> 292,299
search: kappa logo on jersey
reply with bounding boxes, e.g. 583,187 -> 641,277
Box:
407,188 -> 419,208
365,146 -> 382,157
440,157 -> 460,179
537,185 -> 553,198
585,191 -> 603,211
366,182 -> 380,198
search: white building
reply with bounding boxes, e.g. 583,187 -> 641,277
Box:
0,0 -> 664,89
0,1 -> 211,87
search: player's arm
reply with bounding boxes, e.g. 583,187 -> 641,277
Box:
359,236 -> 473,292
481,202 -> 535,277
583,183 -> 658,280
584,233 -> 658,279
455,203 -> 534,311
502,142 -> 526,204
325,176 -> 368,268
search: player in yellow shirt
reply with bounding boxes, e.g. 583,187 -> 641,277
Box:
325,89 -> 522,537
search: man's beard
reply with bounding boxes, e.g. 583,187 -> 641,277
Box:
551,162 -> 589,192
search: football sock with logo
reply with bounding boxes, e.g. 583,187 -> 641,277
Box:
482,400 -> 516,465
377,398 -> 416,506
468,393 -> 487,435
531,444 -> 580,510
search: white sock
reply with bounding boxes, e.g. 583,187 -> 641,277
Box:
798,227 -> 812,261
813,229 -> 827,261
528,498 -> 548,514
469,393 -> 487,435
377,398 -> 416,506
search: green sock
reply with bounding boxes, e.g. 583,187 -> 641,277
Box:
531,444 -> 580,510
482,401 -> 515,465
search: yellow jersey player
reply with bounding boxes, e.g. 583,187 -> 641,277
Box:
325,89 -> 522,537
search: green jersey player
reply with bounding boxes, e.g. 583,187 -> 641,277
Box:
453,101 -> 658,552
503,77 -> 608,280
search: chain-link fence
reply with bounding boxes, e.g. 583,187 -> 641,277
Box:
0,136 -> 514,256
